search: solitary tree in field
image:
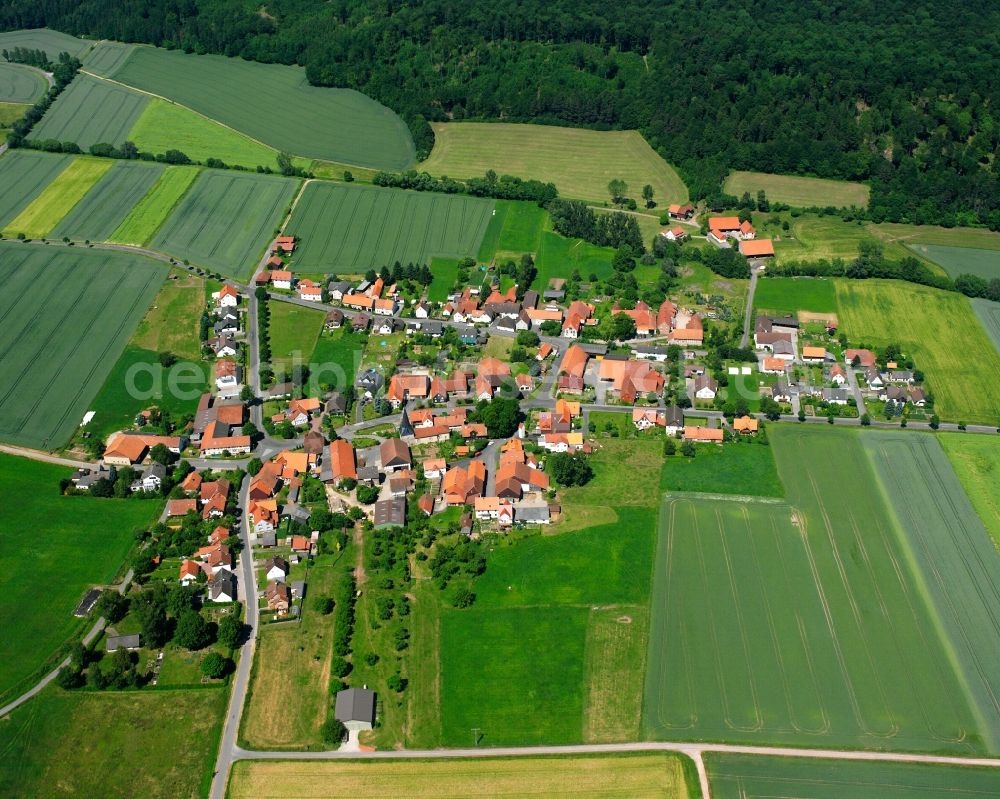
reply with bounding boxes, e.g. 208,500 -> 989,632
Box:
608,178 -> 628,205
642,184 -> 654,208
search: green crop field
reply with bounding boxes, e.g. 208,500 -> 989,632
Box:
439,440 -> 661,747
150,169 -> 298,278
423,122 -> 688,205
870,222 -> 1000,251
0,454 -> 161,704
286,181 -> 494,273
3,156 -> 111,238
863,431 -> 1000,749
0,62 -> 46,103
0,243 -> 166,449
112,45 -> 415,169
81,41 -> 135,78
970,298 -> 1000,357
0,28 -> 91,59
108,164 -> 199,245
908,243 -> 1000,280
128,98 -> 281,170
724,170 -> 871,208
645,426 -> 985,754
31,75 -> 149,149
50,160 -> 164,241
939,433 -> 1000,550
536,230 -> 615,288
660,440 -> 784,497
229,754 -> 694,799
707,754 -> 1000,799
835,279 -> 1000,424
754,277 -> 838,315
0,150 -> 71,227
0,684 -> 225,799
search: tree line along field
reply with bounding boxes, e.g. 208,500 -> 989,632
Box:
724,170 -> 871,208
2,156 -> 111,238
228,754 -> 694,799
0,243 -> 166,450
0,150 -> 71,228
0,27 -> 91,59
150,169 -> 299,279
0,454 -> 162,704
423,122 -> 689,206
287,181 -> 494,274
707,754 -> 1000,799
834,279 -> 1000,424
0,62 -> 47,103
908,243 -> 1000,280
111,45 -> 416,170
644,426 -> 988,754
50,160 -> 164,241
31,75 -> 149,149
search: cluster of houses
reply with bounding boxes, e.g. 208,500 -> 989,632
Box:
703,216 -> 775,258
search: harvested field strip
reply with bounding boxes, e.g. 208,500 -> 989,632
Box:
3,157 -> 112,238
150,169 -> 298,278
0,150 -> 71,227
228,753 -> 693,799
113,46 -> 415,169
286,181 -> 494,273
724,170 -> 870,208
81,41 -> 135,78
0,62 -> 47,103
31,74 -> 149,148
863,431 -> 1000,751
51,160 -> 164,241
0,243 -> 166,449
108,165 -> 199,245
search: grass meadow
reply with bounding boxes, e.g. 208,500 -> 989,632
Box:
863,431 -> 1000,749
0,684 -> 225,799
114,46 -> 415,169
0,62 -> 46,103
753,276 -> 838,316
31,75 -> 149,149
108,164 -> 199,245
427,256 -> 459,301
536,230 -> 616,287
287,181 -> 494,274
476,198 -> 548,262
659,439 -> 784,497
130,270 -> 206,361
0,28 -> 90,59
0,454 -> 161,704
0,150 -> 70,227
3,156 -> 111,238
724,170 -> 870,207
128,98 -> 281,170
644,426 -> 986,754
939,432 -> 1000,550
229,754 -> 694,799
268,300 -> 326,372
0,244 -> 166,449
908,243 -> 1000,280
835,279 -> 1000,424
151,169 -> 298,278
309,327 -> 365,390
423,122 -> 688,205
0,101 -> 29,129
707,754 -> 1000,799
50,160 -> 164,241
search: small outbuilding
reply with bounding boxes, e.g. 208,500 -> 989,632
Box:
334,687 -> 376,731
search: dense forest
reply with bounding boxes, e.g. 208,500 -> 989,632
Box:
1,0 -> 997,227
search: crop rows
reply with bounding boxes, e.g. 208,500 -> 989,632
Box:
0,62 -> 47,103
52,160 -> 164,241
32,75 -> 148,148
81,41 -> 136,78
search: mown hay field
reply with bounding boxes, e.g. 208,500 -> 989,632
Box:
150,169 -> 298,278
108,164 -> 199,245
113,46 -> 415,170
645,426 -> 985,754
0,454 -> 162,704
2,155 -> 111,238
51,159 -> 164,241
229,753 -> 693,799
128,98 -> 282,171
753,276 -> 838,315
835,279 -> 1000,424
0,28 -> 91,59
724,170 -> 870,208
423,122 -> 688,205
31,75 -> 149,149
0,150 -> 71,227
287,181 -> 494,273
0,62 -> 47,103
707,754 -> 1000,799
0,683 -> 225,799
0,243 -> 166,449
908,243 -> 1000,280
863,430 -> 1000,749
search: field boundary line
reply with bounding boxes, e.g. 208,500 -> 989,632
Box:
662,491 -> 785,505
